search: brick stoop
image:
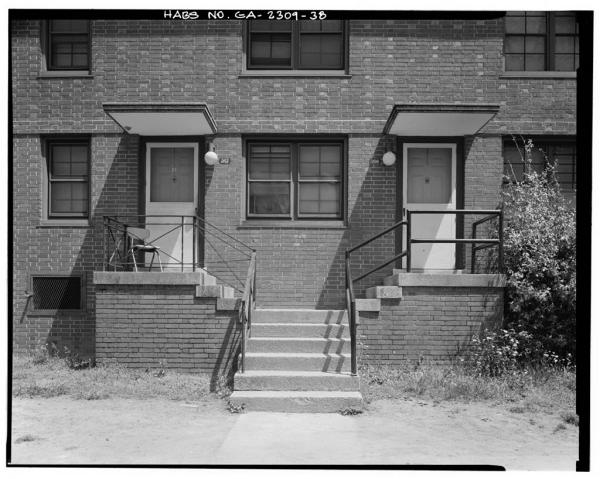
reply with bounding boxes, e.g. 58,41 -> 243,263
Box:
229,309 -> 363,413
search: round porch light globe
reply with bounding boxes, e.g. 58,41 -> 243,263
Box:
204,150 -> 219,166
382,151 -> 396,166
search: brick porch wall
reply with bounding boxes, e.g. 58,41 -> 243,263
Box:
359,286 -> 504,364
95,282 -> 240,380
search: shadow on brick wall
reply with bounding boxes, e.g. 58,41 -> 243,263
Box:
317,135 -> 398,309
45,134 -> 140,361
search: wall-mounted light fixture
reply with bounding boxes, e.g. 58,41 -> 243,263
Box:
204,141 -> 219,166
382,151 -> 396,167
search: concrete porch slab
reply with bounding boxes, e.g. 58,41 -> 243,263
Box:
384,273 -> 506,288
93,271 -> 207,285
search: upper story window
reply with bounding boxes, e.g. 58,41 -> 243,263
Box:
247,20 -> 345,70
504,12 -> 579,71
246,139 -> 344,220
46,20 -> 90,71
503,137 -> 576,195
46,139 -> 90,219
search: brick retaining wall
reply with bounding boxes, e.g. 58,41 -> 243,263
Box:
94,273 -> 240,383
359,285 -> 504,364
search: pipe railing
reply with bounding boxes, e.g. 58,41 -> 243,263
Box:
345,209 -> 504,376
103,214 -> 258,372
238,251 -> 257,373
103,214 -> 255,293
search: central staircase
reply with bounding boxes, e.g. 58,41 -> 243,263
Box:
229,309 -> 363,413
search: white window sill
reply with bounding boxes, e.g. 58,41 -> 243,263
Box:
239,71 -> 351,78
38,71 -> 93,79
38,220 -> 90,228
500,71 -> 576,79
239,220 -> 347,229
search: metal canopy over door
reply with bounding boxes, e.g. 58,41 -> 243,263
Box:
145,142 -> 199,270
403,143 -> 457,270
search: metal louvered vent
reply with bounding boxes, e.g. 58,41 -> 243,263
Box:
32,276 -> 81,310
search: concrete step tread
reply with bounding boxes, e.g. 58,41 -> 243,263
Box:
253,322 -> 347,326
255,308 -> 346,314
236,370 -> 356,378
245,352 -> 350,358
230,390 -> 362,398
249,337 -> 348,342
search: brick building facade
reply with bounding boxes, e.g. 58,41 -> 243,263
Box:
11,12 -> 578,372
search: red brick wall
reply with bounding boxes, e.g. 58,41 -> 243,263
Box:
95,284 -> 240,379
11,16 -> 576,349
12,133 -> 139,357
359,286 -> 504,364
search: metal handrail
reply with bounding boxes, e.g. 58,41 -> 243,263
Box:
103,214 -> 255,291
345,219 -> 409,376
344,209 -> 505,375
239,252 -> 257,373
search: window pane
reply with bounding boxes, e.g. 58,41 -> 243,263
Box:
407,148 -> 451,204
249,182 -> 290,215
525,54 -> 545,71
555,13 -> 577,34
505,36 -> 524,54
51,144 -> 87,177
299,34 -> 343,68
525,36 -> 545,53
50,34 -> 89,68
150,147 -> 195,202
300,20 -> 342,32
555,54 -> 576,71
248,145 -> 291,180
51,182 -> 88,214
250,20 -> 292,32
299,183 -> 340,215
526,15 -> 546,34
505,13 -> 526,34
50,20 -> 89,33
250,33 -> 291,66
299,144 -> 341,179
505,54 -> 525,71
555,36 -> 575,54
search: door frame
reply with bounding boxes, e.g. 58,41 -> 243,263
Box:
395,137 -> 465,270
139,136 -> 206,267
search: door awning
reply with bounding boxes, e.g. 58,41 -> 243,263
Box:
103,103 -> 217,136
383,104 -> 499,136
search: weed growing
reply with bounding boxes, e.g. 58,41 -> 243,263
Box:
361,362 -> 575,417
12,353 -> 214,402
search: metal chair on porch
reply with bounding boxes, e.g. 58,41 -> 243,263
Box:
127,227 -> 163,272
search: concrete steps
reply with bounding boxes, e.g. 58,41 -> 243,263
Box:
244,352 -> 351,372
228,391 -> 363,413
230,309 -> 363,413
252,323 -> 348,338
234,370 -> 359,391
247,337 -> 350,354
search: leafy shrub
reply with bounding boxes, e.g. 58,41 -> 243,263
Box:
500,137 -> 576,363
465,328 -> 572,378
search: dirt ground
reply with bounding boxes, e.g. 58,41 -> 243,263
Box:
9,396 -> 578,469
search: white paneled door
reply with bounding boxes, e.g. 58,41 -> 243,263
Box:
145,143 -> 198,270
403,144 -> 457,270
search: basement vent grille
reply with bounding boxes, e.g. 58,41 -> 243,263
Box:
32,276 -> 82,310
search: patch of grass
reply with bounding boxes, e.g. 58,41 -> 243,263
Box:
14,383 -> 69,398
339,407 -> 363,416
560,411 -> 579,427
12,353 -> 214,402
553,422 -> 567,433
227,401 -> 245,413
361,362 -> 575,415
15,434 -> 38,444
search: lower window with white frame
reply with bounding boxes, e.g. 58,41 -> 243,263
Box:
246,139 -> 344,220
